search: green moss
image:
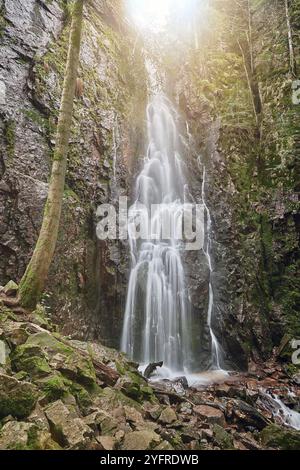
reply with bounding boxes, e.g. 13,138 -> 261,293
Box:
12,344 -> 51,378
38,373 -> 69,402
0,378 -> 38,419
260,424 -> 300,450
213,424 -> 234,450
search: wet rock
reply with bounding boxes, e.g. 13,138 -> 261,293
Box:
260,424 -> 300,450
213,424 -> 234,450
44,400 -> 92,449
0,372 -> 38,418
194,405 -> 226,426
159,407 -> 177,424
122,430 -> 161,450
234,432 -> 262,450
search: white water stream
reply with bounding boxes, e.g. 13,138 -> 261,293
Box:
121,95 -> 193,374
121,93 -> 225,377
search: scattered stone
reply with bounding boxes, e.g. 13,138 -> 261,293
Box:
213,424 -> 234,450
44,400 -> 92,449
0,421 -> 57,450
144,403 -> 162,420
194,405 -> 225,426
122,430 -> 161,450
124,405 -> 144,426
144,361 -> 163,379
12,344 -> 51,378
159,406 -> 177,424
0,372 -> 38,419
97,436 -> 116,450
180,427 -> 201,443
225,399 -> 268,430
2,280 -> 18,297
28,403 -> 50,431
155,440 -> 174,450
202,428 -> 213,440
292,373 -> 300,385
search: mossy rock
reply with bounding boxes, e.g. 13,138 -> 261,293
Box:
68,382 -> 93,413
37,373 -> 69,402
117,371 -> 155,403
100,387 -> 143,412
0,373 -> 38,419
23,332 -> 97,387
11,344 -> 51,378
277,334 -> 297,362
0,421 -> 60,450
260,424 -> 300,450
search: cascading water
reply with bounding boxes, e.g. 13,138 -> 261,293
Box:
121,94 -> 193,375
199,161 -> 223,370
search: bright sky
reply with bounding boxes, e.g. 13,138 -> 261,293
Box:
127,0 -> 200,31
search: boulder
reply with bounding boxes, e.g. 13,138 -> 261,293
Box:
0,372 -> 38,418
0,421 -> 58,450
44,400 -> 92,449
12,344 -> 51,378
2,280 -> 18,297
194,405 -> 225,426
28,403 -> 50,431
159,407 -> 177,424
260,424 -> 300,450
0,340 -> 9,365
122,430 -> 161,450
24,332 -> 97,387
124,405 -> 144,426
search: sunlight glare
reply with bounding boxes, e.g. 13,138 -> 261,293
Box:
127,0 -> 199,31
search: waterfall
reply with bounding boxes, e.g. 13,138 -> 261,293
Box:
200,164 -> 223,370
121,94 -> 193,374
260,393 -> 300,431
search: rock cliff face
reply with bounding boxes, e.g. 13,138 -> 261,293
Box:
0,0 -> 146,345
0,0 -> 299,370
167,0 -> 300,368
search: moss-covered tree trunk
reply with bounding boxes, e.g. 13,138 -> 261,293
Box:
18,0 -> 84,310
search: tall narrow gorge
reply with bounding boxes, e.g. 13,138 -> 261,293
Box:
0,0 -> 299,453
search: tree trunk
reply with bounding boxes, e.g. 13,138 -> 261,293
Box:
18,0 -> 84,310
285,0 -> 296,76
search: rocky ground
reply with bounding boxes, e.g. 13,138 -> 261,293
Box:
0,295 -> 300,451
